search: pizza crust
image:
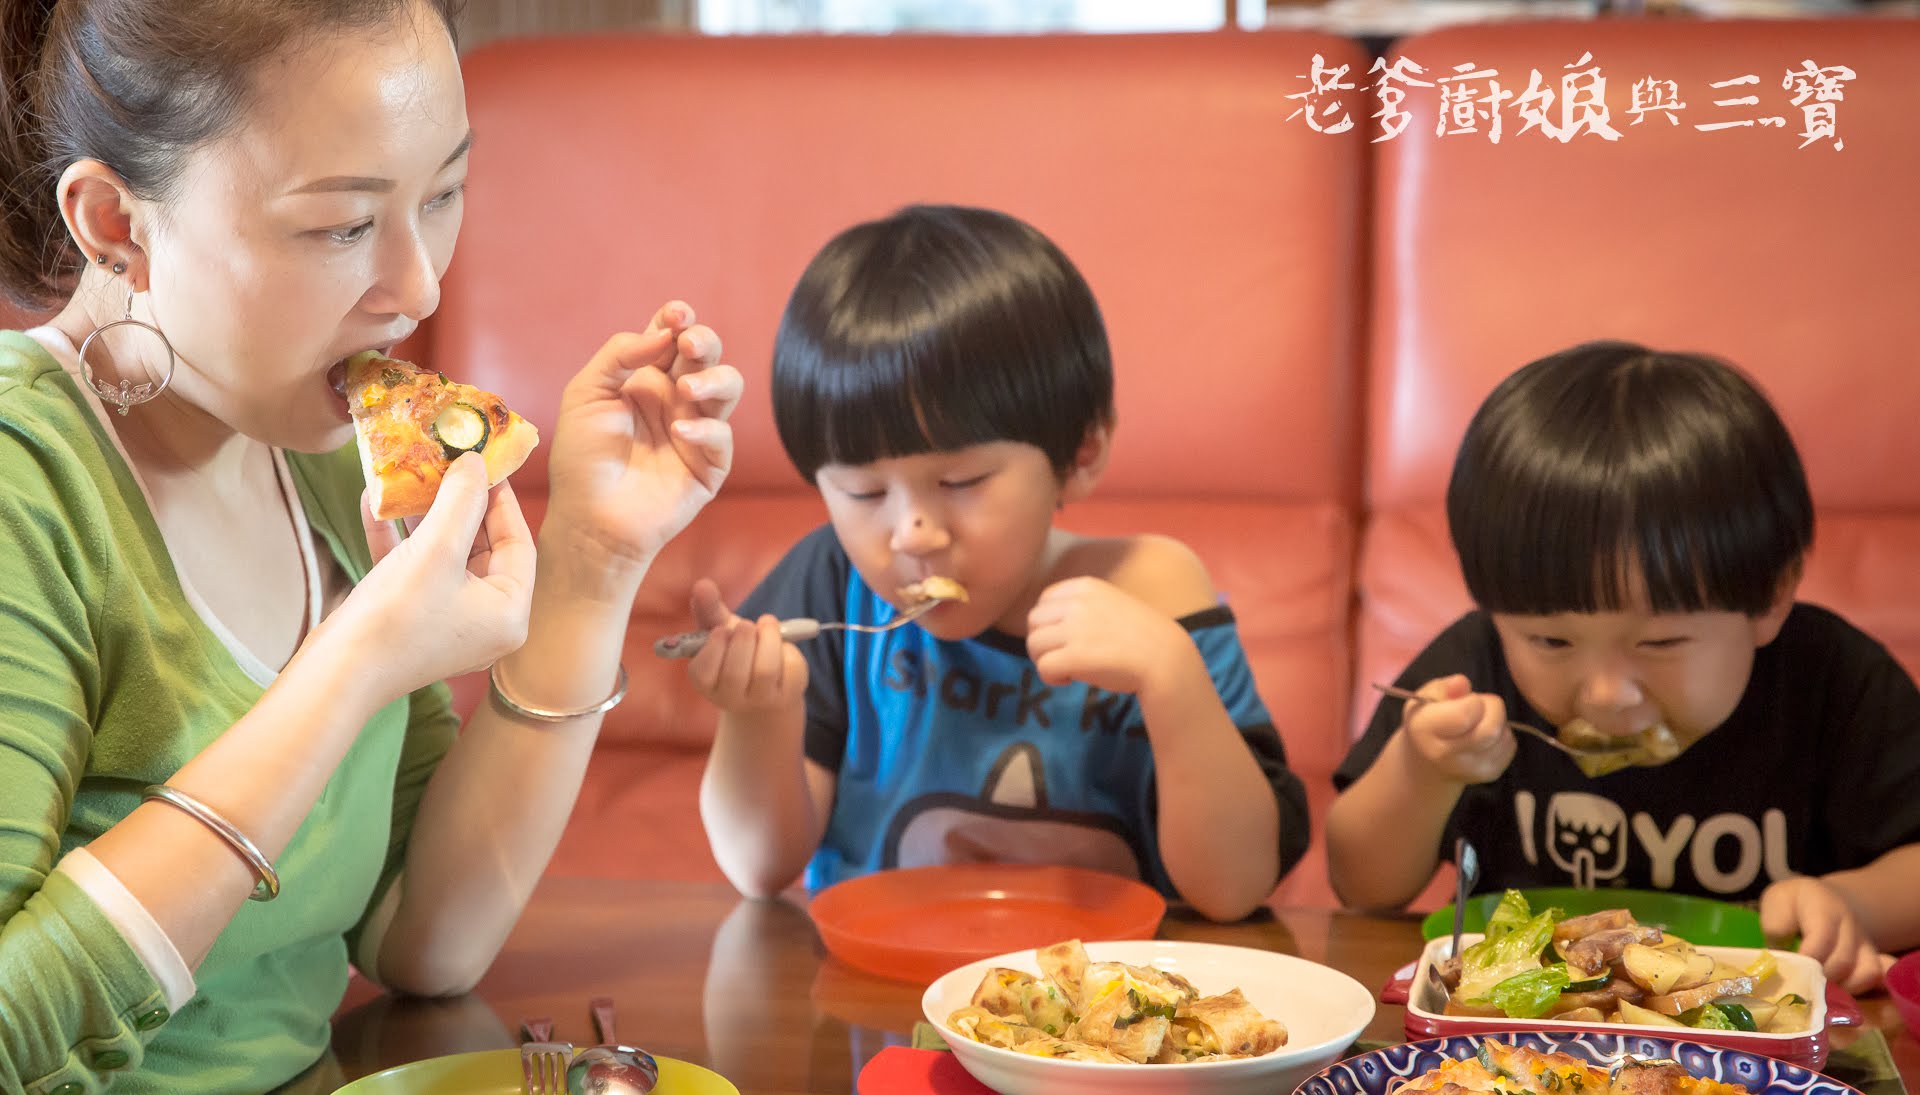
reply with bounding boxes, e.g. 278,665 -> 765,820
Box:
478,413 -> 539,486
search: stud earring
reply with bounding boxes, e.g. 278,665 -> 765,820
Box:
112,261 -> 127,275
78,289 -> 177,415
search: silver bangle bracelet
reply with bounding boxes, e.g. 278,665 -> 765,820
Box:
140,785 -> 281,902
488,663 -> 629,723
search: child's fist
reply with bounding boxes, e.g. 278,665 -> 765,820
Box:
1026,576 -> 1192,696
1399,674 -> 1516,784
1759,876 -> 1895,994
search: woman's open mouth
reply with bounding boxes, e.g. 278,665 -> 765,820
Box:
326,359 -> 351,419
327,346 -> 396,417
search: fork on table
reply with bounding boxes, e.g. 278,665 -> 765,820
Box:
518,1016 -> 574,1095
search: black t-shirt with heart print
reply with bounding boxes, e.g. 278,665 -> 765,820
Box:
1335,604 -> 1920,902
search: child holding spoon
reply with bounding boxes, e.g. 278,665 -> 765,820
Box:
1326,341 -> 1920,992
680,205 -> 1309,922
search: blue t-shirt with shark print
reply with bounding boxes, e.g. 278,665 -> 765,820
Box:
737,524 -> 1310,900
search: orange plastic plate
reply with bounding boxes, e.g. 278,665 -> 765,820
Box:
808,863 -> 1166,984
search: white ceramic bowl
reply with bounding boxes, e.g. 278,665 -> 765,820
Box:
920,939 -> 1376,1095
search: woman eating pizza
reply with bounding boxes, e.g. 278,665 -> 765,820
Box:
0,2 -> 739,1092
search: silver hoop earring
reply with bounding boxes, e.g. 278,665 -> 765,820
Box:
78,289 -> 176,416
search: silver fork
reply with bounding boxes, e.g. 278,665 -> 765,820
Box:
1371,683 -> 1626,763
518,1016 -> 573,1095
653,596 -> 941,659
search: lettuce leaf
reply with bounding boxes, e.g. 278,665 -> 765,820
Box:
1456,893 -> 1564,1002
1482,889 -> 1534,943
1470,964 -> 1572,1019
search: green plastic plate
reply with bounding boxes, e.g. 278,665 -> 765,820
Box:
1420,887 -> 1764,946
333,1050 -> 738,1095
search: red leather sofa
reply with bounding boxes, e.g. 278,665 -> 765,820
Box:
439,21 -> 1920,906
403,18 -> 1920,910
1358,19 -> 1920,706
442,31 -> 1373,908
12,20 -> 1915,911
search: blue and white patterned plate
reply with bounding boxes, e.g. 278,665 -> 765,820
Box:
1293,1032 -> 1863,1095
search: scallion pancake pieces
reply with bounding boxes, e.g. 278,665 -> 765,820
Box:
947,938 -> 1289,1065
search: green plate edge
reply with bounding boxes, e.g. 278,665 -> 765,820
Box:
1420,887 -> 1764,946
332,1048 -> 739,1095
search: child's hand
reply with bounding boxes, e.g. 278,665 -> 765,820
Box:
1026,577 -> 1195,696
1760,876 -> 1897,993
1398,674 -> 1516,784
683,578 -> 808,716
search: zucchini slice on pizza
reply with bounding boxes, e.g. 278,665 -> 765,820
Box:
345,350 -> 540,520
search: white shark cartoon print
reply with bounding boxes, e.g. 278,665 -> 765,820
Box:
1544,792 -> 1629,887
882,742 -> 1144,878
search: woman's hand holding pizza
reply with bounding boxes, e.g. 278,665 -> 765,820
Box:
331,452 -> 537,703
544,301 -> 743,592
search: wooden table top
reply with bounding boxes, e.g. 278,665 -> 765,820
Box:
331,876 -> 1917,1095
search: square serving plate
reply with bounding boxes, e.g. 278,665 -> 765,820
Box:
1404,933 -> 1834,1068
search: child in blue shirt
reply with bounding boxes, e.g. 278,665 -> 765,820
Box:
1328,341 -> 1920,992
682,205 -> 1309,921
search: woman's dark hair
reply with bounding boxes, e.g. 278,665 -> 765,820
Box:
1448,340 -> 1813,617
771,204 -> 1114,483
0,0 -> 461,311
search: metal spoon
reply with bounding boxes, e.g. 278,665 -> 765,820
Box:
565,995 -> 659,1095
1452,836 -> 1480,962
1425,839 -> 1479,1011
653,595 -> 942,659
1371,683 -> 1640,776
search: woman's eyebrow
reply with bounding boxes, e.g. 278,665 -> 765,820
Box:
286,129 -> 475,195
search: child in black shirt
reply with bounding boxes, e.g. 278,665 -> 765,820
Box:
1328,341 -> 1920,992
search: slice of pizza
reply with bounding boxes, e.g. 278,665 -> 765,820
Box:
344,350 -> 540,520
